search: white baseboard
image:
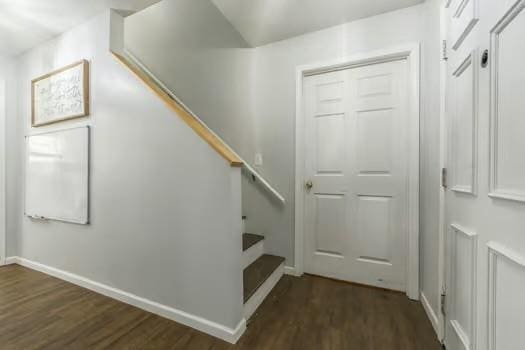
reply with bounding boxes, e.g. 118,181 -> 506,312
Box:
3,256 -> 17,265
284,265 -> 302,277
8,256 -> 246,344
421,291 -> 440,338
244,262 -> 284,320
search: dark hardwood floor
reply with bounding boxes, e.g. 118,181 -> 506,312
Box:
0,265 -> 441,350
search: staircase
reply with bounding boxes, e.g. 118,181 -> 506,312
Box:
109,12 -> 287,341
241,218 -> 285,320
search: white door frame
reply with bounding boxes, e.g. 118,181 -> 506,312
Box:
436,2 -> 449,341
294,44 -> 421,300
0,79 -> 6,265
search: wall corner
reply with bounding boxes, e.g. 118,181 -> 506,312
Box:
109,9 -> 128,55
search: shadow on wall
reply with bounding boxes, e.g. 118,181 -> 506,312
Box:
124,0 -> 290,259
124,0 -> 257,161
242,169 -> 285,207
241,169 -> 291,262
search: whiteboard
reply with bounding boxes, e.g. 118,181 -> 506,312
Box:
25,126 -> 89,224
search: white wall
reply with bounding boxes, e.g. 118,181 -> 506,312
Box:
0,76 -> 4,262
419,0 -> 443,327
124,0 -> 258,163
0,54 -> 17,261
250,2 -> 442,314
122,1 -> 444,323
9,11 -> 243,332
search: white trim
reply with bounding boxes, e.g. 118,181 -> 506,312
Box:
450,223 -> 477,237
242,240 -> 264,269
450,319 -> 472,350
293,44 -> 421,300
243,262 -> 284,320
437,3 -> 449,342
488,241 -> 525,267
488,0 -> 525,203
0,79 -> 5,265
3,256 -> 17,265
8,257 -> 246,344
284,265 -> 301,277
487,241 -> 525,350
451,0 -> 479,51
421,291 -> 440,337
294,65 -> 306,277
450,49 -> 478,196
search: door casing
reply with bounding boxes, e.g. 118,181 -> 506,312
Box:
0,79 -> 6,265
294,44 -> 421,300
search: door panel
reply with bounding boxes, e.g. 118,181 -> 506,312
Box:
316,115 -> 345,173
488,243 -> 525,350
489,1 -> 525,201
315,80 -> 344,116
449,224 -> 478,350
314,194 -> 346,256
450,0 -> 479,50
451,50 -> 477,194
444,0 -> 525,349
356,109 -> 393,174
355,195 -> 393,265
304,59 -> 409,292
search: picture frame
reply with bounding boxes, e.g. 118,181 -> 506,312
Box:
31,59 -> 90,127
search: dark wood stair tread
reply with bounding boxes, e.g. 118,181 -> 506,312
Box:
243,254 -> 285,303
242,233 -> 264,251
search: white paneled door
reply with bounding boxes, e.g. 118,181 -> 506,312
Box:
444,0 -> 525,349
303,59 -> 410,292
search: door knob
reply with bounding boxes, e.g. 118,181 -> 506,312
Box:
305,180 -> 313,191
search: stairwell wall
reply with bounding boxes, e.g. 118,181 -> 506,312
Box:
124,0 -> 258,165
7,11 -> 244,334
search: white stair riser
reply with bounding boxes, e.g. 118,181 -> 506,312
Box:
242,240 -> 264,269
243,262 -> 284,320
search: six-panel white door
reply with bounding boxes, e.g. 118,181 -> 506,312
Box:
303,59 -> 410,292
444,0 -> 525,349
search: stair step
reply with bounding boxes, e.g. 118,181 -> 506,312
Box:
242,233 -> 264,251
243,254 -> 285,303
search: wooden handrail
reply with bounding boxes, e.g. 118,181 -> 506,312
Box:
111,51 -> 243,167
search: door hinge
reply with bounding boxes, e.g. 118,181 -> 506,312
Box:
442,168 -> 448,189
441,291 -> 447,316
442,40 -> 448,61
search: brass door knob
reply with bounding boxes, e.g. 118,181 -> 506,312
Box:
305,180 -> 313,191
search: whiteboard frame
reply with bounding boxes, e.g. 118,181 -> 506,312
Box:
31,60 -> 90,127
24,125 -> 90,225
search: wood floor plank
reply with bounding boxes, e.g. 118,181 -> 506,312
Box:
0,264 -> 441,349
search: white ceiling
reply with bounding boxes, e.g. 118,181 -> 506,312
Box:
0,0 -> 161,56
211,0 -> 425,47
0,0 -> 426,56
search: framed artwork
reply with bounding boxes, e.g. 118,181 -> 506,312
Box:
31,59 -> 90,127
